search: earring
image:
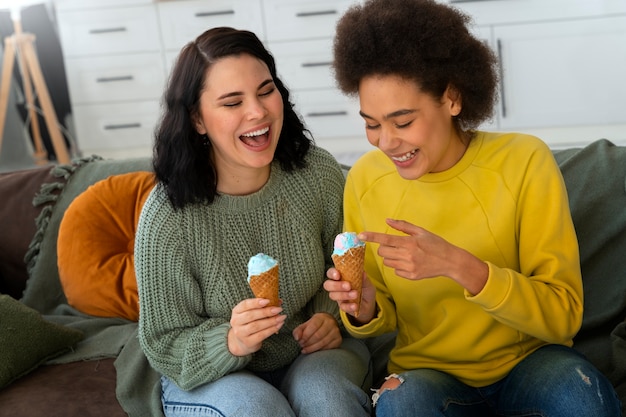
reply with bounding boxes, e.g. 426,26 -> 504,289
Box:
201,134 -> 210,147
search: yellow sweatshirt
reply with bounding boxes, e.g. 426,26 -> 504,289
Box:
341,131 -> 583,387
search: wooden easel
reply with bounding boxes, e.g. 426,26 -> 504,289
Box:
0,21 -> 70,165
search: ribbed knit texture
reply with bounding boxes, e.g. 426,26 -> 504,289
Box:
135,146 -> 345,390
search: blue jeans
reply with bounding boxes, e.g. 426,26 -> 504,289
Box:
161,338 -> 372,417
374,344 -> 621,417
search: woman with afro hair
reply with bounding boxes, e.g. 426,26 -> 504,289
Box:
324,0 -> 621,415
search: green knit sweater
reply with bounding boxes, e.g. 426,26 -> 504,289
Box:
135,146 -> 345,390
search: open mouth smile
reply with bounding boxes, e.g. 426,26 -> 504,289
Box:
240,126 -> 270,148
391,149 -> 418,162
241,126 -> 269,138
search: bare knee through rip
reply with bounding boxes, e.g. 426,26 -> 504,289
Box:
371,373 -> 404,406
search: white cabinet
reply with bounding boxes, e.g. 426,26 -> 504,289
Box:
493,15 -> 626,131
291,90 -> 362,142
157,0 -> 267,76
65,54 -> 165,104
53,0 -> 626,158
270,39 -> 363,150
451,0 -> 626,147
55,2 -> 165,155
270,39 -> 335,91
263,0 -> 356,43
54,0 -> 151,10
56,6 -> 161,56
72,101 -> 161,150
263,0 -> 363,153
157,0 -> 265,53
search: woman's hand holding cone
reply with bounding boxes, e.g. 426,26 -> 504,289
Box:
324,266 -> 377,325
228,298 -> 286,356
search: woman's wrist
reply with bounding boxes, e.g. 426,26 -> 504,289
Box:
451,248 -> 489,296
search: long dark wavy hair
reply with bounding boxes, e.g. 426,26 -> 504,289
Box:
153,27 -> 312,209
333,0 -> 499,134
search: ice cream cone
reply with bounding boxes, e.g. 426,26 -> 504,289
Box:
248,264 -> 280,307
332,245 -> 365,317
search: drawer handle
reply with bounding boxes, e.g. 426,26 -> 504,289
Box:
301,61 -> 332,68
89,27 -> 127,34
104,123 -> 142,130
96,76 -> 134,83
306,111 -> 348,117
195,10 -> 235,17
296,10 -> 337,17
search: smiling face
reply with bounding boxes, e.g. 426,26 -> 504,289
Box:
358,74 -> 466,180
194,53 -> 284,194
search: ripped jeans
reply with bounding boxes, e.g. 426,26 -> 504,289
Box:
373,344 -> 621,417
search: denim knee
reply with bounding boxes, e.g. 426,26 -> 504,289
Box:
373,369 -> 489,417
282,339 -> 372,417
500,345 -> 621,416
161,374 -> 296,417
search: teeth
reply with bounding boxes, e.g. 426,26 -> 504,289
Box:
392,149 -> 418,162
241,127 -> 269,137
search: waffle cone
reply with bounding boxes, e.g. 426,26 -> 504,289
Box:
332,245 -> 365,317
248,264 -> 280,307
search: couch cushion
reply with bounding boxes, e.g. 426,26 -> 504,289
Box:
0,165 -> 64,298
554,139 -> 626,330
0,358 -> 126,417
553,139 -> 626,377
57,171 -> 155,321
0,294 -> 84,389
20,156 -> 152,315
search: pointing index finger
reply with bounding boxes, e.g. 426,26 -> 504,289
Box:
358,231 -> 399,247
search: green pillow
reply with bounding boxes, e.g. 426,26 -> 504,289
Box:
0,294 -> 84,389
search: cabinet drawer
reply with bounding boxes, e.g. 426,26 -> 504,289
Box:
73,101 -> 160,151
57,5 -> 160,57
271,39 -> 334,91
158,0 -> 265,51
494,15 -> 626,130
65,53 -> 166,104
264,0 -> 357,42
292,89 -> 362,139
54,0 -> 151,11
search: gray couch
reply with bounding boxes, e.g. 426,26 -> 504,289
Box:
0,138 -> 625,416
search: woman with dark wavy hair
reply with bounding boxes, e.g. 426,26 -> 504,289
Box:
324,0 -> 620,416
135,27 -> 372,417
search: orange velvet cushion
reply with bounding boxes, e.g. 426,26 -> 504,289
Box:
57,171 -> 155,321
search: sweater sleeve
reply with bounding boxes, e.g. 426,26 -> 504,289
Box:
135,186 -> 250,391
468,141 -> 584,344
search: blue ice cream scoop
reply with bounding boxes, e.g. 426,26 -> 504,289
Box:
247,253 -> 278,282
